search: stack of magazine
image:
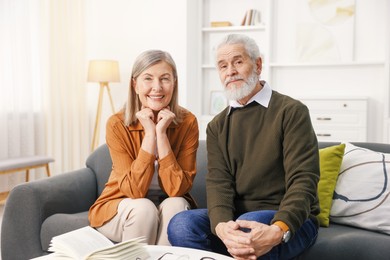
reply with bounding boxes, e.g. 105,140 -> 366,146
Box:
48,226 -> 149,259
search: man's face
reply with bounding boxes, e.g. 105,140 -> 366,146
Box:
216,43 -> 261,101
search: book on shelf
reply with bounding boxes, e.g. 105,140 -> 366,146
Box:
47,226 -> 149,259
210,21 -> 232,27
241,9 -> 261,26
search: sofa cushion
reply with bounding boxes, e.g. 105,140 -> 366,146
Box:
297,223 -> 390,260
317,143 -> 345,227
330,142 -> 390,235
40,211 -> 89,252
191,140 -> 208,208
86,144 -> 112,196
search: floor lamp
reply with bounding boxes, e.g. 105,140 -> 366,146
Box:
87,60 -> 120,152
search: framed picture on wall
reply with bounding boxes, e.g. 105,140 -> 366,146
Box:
210,91 -> 228,115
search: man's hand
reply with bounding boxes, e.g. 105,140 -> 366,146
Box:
215,221 -> 256,259
234,220 -> 283,258
216,220 -> 284,259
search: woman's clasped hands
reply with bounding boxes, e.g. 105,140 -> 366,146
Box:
136,106 -> 175,135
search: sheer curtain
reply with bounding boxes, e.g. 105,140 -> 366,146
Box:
0,0 -> 89,192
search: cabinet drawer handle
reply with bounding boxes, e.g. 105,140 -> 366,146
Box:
317,133 -> 331,137
316,117 -> 332,121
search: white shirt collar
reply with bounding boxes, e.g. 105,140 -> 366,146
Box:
228,81 -> 272,112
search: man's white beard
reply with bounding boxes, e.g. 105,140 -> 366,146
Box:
224,71 -> 259,101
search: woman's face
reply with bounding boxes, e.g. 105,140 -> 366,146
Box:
133,61 -> 175,111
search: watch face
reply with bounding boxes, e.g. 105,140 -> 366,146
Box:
283,231 -> 291,243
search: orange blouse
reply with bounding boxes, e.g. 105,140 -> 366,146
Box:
88,108 -> 199,227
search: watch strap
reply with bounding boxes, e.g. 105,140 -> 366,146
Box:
273,221 -> 289,233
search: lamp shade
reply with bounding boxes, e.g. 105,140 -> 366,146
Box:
87,60 -> 120,83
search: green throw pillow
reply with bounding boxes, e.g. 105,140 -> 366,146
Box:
317,143 -> 345,227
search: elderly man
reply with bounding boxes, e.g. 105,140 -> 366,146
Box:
168,34 -> 320,260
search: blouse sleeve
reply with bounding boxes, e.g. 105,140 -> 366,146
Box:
106,116 -> 156,198
158,115 -> 199,197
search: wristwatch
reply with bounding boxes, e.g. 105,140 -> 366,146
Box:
282,230 -> 291,243
273,221 -> 291,243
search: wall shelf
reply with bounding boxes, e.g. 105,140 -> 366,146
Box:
269,61 -> 386,68
202,25 -> 266,32
201,65 -> 216,69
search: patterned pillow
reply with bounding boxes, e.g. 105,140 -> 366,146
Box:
330,143 -> 390,235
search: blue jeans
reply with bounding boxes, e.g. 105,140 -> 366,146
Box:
167,209 -> 318,260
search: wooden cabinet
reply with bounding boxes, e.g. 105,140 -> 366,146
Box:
300,98 -> 368,142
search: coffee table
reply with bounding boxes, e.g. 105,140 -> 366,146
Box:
144,245 -> 233,259
30,245 -> 234,259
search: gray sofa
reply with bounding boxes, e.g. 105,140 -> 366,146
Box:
2,141 -> 390,260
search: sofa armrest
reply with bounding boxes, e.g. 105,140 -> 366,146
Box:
1,168 -> 96,260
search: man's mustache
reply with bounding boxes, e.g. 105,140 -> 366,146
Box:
224,76 -> 245,86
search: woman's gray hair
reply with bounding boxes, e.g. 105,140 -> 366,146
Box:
124,50 -> 183,126
215,34 -> 261,63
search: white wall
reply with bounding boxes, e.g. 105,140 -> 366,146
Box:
269,0 -> 389,142
85,0 -> 193,145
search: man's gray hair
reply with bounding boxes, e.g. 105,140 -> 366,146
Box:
216,34 -> 261,62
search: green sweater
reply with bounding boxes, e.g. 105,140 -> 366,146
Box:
206,91 -> 320,236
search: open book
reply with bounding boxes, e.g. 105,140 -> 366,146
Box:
48,226 -> 150,259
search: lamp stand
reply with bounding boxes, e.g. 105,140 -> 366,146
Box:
91,82 -> 116,152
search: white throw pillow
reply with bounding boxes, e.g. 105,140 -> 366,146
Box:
330,142 -> 390,235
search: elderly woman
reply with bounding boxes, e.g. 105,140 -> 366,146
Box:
88,50 -> 199,245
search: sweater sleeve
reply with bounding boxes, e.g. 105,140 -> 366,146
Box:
206,116 -> 236,234
271,101 -> 320,236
